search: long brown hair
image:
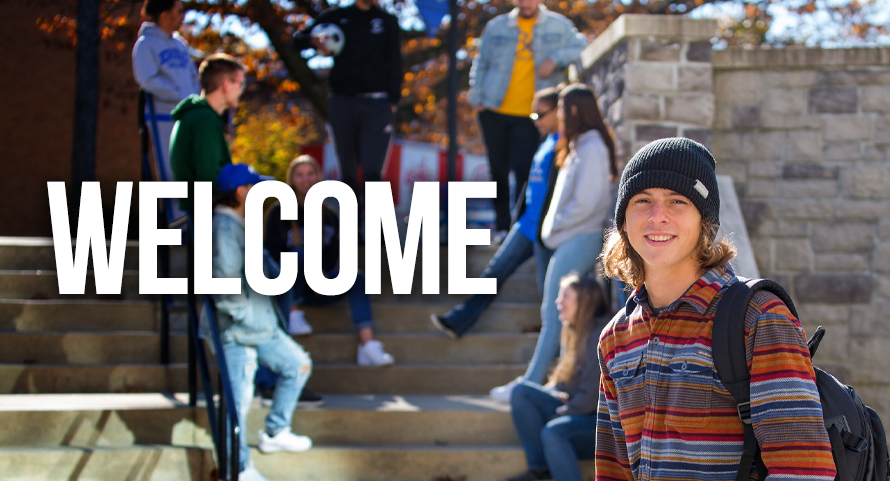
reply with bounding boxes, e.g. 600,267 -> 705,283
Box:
600,218 -> 738,290
549,272 -> 608,386
555,85 -> 617,180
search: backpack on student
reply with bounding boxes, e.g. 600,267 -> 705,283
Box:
712,277 -> 890,481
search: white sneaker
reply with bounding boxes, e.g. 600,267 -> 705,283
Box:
489,376 -> 523,403
239,462 -> 272,481
357,339 -> 395,367
257,427 -> 312,454
287,310 -> 312,336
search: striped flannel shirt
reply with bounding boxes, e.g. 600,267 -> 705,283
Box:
595,265 -> 836,481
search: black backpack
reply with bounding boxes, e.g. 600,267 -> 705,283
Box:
712,277 -> 890,481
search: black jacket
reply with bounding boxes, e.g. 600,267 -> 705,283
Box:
292,5 -> 403,103
264,202 -> 340,274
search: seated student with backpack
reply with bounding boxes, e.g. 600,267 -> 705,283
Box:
595,138 -> 837,481
505,272 -> 609,481
205,163 -> 314,481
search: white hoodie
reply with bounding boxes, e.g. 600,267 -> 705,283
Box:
132,22 -> 201,114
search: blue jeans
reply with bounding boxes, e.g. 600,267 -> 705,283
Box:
222,329 -> 312,471
442,224 -> 553,336
510,381 -> 596,481
524,232 -> 603,384
278,248 -> 374,332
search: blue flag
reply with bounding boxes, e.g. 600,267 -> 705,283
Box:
415,0 -> 449,38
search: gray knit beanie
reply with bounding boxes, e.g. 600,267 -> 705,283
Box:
613,137 -> 719,229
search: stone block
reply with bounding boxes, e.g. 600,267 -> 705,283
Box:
732,105 -> 760,128
835,200 -> 889,221
779,201 -> 835,220
785,131 -> 823,162
865,146 -> 885,162
746,179 -> 777,198
740,201 -> 769,233
812,222 -> 876,253
796,304 -> 850,324
780,180 -> 838,199
751,238 -> 772,273
686,41 -> 712,63
879,274 -> 890,298
677,66 -> 712,92
625,64 -> 675,92
714,104 -> 732,129
820,70 -> 890,87
794,274 -> 872,303
823,115 -> 874,142
762,89 -> 808,115
748,162 -> 782,179
882,218 -> 890,240
774,239 -> 814,271
875,242 -> 890,274
640,39 -> 680,62
608,98 -> 623,125
717,161 -> 746,184
682,128 -> 712,149
841,163 -> 890,199
760,113 -> 822,130
823,142 -> 862,162
815,253 -> 868,272
635,124 -> 677,143
808,87 -> 857,114
848,337 -> 889,385
762,71 -> 819,88
759,220 -> 809,237
849,303 -> 890,336
664,94 -> 714,126
712,132 -> 751,159
751,132 -> 785,161
623,94 -> 660,121
714,71 -> 761,104
861,86 -> 890,113
782,164 -> 838,180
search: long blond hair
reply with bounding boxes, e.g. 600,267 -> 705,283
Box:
264,154 -> 323,247
549,272 -> 608,386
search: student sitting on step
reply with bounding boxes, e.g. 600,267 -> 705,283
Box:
265,155 -> 394,367
204,163 -> 314,481
504,272 -> 609,481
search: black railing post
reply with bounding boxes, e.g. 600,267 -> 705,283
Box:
187,216 -> 197,406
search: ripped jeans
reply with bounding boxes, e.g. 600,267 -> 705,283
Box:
222,329 -> 312,471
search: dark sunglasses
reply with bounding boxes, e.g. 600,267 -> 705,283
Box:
529,106 -> 556,120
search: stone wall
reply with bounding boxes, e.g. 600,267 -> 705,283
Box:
581,15 -> 717,161
581,17 -> 890,421
711,48 -> 890,420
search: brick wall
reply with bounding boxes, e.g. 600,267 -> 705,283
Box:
582,16 -> 890,421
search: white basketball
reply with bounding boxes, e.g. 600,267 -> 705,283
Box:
311,23 -> 345,56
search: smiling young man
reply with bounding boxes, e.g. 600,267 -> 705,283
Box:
595,138 -> 836,481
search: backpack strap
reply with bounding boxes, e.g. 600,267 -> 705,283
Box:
712,277 -> 797,481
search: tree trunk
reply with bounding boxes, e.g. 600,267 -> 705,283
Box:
246,0 -> 330,119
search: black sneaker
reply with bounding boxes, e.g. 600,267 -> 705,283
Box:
430,314 -> 459,339
505,469 -> 552,481
297,389 -> 324,408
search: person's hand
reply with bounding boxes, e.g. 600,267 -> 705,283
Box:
474,104 -> 486,113
537,58 -> 557,78
556,391 -> 569,403
311,35 -> 333,56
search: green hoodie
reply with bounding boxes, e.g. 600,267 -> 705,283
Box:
169,95 -> 231,210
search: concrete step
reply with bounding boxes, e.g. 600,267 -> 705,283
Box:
0,270 -> 541,304
0,237 -> 534,278
0,332 -> 540,365
0,364 -> 526,395
0,393 -> 517,447
0,300 -> 542,334
0,444 -> 595,481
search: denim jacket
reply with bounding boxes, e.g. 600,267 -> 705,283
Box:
468,6 -> 587,109
201,206 -> 284,347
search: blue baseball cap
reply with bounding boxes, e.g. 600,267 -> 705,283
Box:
216,164 -> 274,193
